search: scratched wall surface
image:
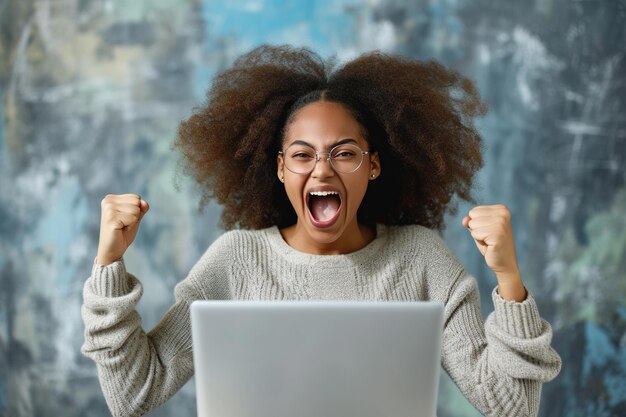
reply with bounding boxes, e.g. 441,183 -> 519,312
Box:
1,0 -> 625,416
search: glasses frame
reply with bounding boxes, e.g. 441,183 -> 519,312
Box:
278,143 -> 371,175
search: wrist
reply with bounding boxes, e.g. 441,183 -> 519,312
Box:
495,270 -> 527,302
96,254 -> 119,266
495,267 -> 521,283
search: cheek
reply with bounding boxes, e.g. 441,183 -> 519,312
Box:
284,177 -> 307,208
345,175 -> 370,209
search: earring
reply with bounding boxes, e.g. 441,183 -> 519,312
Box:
280,176 -> 284,183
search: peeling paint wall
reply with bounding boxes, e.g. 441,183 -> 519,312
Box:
1,0 -> 625,416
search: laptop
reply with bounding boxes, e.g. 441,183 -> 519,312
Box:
190,300 -> 444,417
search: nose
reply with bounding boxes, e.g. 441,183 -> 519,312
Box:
311,152 -> 335,178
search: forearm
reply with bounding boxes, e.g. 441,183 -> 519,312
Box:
442,273 -> 562,417
495,269 -> 527,302
81,257 -> 195,416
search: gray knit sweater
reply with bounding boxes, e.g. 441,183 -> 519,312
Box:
81,223 -> 561,417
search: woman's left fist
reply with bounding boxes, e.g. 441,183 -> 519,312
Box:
462,204 -> 520,276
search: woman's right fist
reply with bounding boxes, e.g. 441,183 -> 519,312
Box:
96,194 -> 149,266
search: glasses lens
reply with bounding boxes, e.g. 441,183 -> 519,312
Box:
330,144 -> 364,173
283,144 -> 316,174
281,143 -> 365,174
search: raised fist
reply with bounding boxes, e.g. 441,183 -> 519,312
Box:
96,194 -> 149,266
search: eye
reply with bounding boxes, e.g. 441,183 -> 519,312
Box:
291,152 -> 314,160
333,150 -> 357,159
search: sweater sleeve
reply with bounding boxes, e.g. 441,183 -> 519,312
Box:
440,271 -> 562,417
81,235 -> 233,417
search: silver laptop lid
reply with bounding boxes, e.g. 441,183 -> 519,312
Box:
191,300 -> 444,417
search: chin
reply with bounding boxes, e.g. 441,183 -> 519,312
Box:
306,226 -> 344,244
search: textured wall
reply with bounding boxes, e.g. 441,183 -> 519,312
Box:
1,0 -> 625,416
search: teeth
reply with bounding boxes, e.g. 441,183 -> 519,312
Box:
309,191 -> 339,196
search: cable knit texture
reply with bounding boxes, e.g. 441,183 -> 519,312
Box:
81,223 -> 561,417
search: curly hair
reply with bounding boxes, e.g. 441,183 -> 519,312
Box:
171,44 -> 486,232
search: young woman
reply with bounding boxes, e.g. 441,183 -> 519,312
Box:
82,44 -> 561,417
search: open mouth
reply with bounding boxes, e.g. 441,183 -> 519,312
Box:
306,190 -> 342,228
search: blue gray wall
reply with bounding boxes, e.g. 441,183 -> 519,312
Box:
1,1 -> 624,416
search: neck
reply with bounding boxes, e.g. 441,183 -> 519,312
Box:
280,220 -> 376,255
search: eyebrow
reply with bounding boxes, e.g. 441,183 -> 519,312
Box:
288,138 -> 359,149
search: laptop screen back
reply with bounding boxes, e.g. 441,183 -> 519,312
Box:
190,300 -> 444,417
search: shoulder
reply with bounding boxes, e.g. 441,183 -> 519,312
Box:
196,227 -> 274,265
385,223 -> 435,240
384,223 -> 456,258
179,228 -> 271,300
384,223 -> 467,298
200,227 -> 269,256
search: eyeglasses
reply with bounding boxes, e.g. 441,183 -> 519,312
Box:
278,143 -> 370,175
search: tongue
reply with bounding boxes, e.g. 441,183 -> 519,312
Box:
309,195 -> 340,222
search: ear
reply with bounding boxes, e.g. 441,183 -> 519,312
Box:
369,151 -> 381,180
277,154 -> 285,183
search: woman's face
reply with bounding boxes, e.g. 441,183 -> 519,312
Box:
277,100 -> 380,253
